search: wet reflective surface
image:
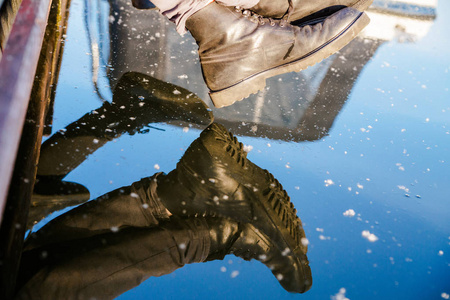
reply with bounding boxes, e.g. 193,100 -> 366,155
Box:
12,0 -> 450,298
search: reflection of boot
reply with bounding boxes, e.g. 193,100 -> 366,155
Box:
157,123 -> 308,282
206,217 -> 311,293
186,2 -> 369,107
251,0 -> 373,22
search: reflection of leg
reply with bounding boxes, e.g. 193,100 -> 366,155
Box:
18,216 -> 311,299
17,217 -> 211,300
297,37 -> 384,140
25,174 -> 170,251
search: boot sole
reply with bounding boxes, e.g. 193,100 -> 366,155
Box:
209,12 -> 370,108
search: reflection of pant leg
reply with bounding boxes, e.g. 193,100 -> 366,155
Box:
151,0 -> 259,34
17,218 -> 210,300
25,174 -> 169,250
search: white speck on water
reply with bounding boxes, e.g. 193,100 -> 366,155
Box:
343,209 -> 356,217
230,270 -> 239,278
281,248 -> 290,256
285,164 -> 291,169
324,179 -> 334,187
178,74 -> 188,79
267,143 -> 271,147
316,228 -> 324,232
331,288 -> 349,300
405,257 -> 413,262
258,254 -> 267,261
295,186 -> 300,190
442,292 -> 449,299
357,183 -> 364,189
362,230 -> 378,242
220,266 -> 227,272
301,237 -> 309,246
397,185 -> 410,193
438,250 -> 444,256
243,144 -> 253,152
183,127 -> 189,133
154,164 -> 160,170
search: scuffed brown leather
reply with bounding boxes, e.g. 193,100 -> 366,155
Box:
186,3 -> 362,91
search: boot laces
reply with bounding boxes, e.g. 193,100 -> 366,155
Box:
217,130 -> 247,167
263,170 -> 303,245
236,0 -> 293,26
235,6 -> 280,27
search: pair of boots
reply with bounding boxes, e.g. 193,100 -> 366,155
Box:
169,0 -> 372,108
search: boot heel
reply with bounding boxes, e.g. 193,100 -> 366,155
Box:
209,75 -> 266,108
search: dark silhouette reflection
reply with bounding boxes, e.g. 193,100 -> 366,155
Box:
18,123 -> 311,299
30,72 -> 213,228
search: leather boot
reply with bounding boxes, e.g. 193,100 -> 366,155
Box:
185,2 -> 369,108
157,123 -> 308,284
206,217 -> 312,293
250,0 -> 374,23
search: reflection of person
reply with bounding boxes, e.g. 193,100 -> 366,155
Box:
141,0 -> 372,107
30,72 -> 213,228
18,123 -> 312,299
